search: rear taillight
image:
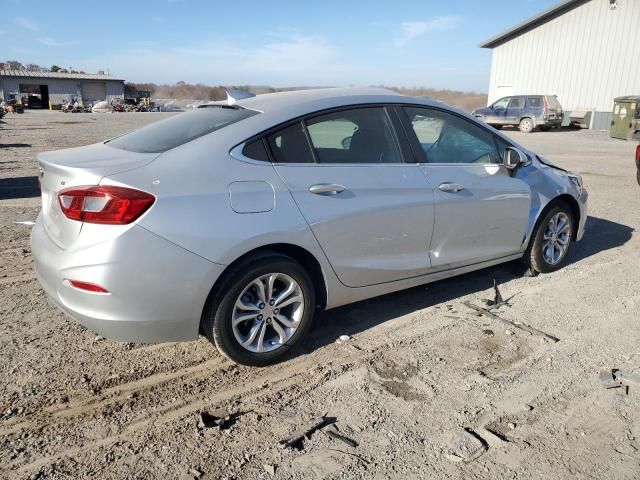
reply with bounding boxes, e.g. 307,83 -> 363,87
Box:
57,185 -> 155,225
67,280 -> 109,293
636,145 -> 640,166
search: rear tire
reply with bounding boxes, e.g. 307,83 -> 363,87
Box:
519,118 -> 534,133
202,253 -> 316,366
525,202 -> 574,274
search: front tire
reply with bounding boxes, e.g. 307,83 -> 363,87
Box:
525,202 -> 574,273
202,253 -> 316,366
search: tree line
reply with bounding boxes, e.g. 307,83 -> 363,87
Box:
127,82 -> 487,111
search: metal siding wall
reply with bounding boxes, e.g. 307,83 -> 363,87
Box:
0,77 -> 124,105
0,77 -> 82,104
105,81 -> 124,104
487,0 -> 640,116
0,77 -> 21,101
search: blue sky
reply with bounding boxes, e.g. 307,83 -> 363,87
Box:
1,0 -> 558,92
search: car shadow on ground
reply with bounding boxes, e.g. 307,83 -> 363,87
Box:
296,216 -> 633,358
0,176 -> 41,200
0,143 -> 32,148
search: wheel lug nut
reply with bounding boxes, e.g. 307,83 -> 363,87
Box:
269,300 -> 275,306
258,303 -> 265,309
266,317 -> 272,324
273,309 -> 279,315
257,314 -> 263,320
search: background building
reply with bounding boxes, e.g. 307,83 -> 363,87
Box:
0,70 -> 124,107
481,0 -> 640,129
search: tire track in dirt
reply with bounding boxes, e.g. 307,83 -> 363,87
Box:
6,350 -> 363,475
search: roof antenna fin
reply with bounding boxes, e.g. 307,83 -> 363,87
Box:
226,89 -> 256,105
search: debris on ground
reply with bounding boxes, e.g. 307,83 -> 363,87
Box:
599,369 -> 640,394
482,329 -> 494,336
444,428 -> 488,463
484,278 -> 505,307
263,464 -> 276,476
483,279 -> 518,309
279,415 -> 329,449
464,302 -> 560,343
481,427 -> 510,447
1,391 -> 20,414
197,408 -> 244,431
323,423 -> 358,448
337,334 -> 351,343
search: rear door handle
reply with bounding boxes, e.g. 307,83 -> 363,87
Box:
438,182 -> 464,193
309,183 -> 346,195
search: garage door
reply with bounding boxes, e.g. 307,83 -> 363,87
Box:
81,81 -> 107,104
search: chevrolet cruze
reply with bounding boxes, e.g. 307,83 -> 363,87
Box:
31,88 -> 588,366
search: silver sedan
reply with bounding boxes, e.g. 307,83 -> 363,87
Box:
31,88 -> 588,366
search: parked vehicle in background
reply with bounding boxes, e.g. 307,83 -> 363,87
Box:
473,95 -> 564,133
27,95 -> 43,109
31,88 -> 587,366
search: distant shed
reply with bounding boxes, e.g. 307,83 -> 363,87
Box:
481,0 -> 640,129
0,70 -> 124,107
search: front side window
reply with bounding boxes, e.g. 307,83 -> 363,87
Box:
107,107 -> 259,153
305,107 -> 402,164
404,107 -> 500,164
492,98 -> 510,110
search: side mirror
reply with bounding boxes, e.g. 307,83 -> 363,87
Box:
504,147 -> 527,170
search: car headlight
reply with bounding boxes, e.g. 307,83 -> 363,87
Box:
567,173 -> 584,191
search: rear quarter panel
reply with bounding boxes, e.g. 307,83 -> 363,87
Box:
101,131 -> 333,276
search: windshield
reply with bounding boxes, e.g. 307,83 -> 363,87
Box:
107,107 -> 259,153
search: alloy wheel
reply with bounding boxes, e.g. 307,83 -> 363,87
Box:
231,273 -> 304,353
542,212 -> 571,265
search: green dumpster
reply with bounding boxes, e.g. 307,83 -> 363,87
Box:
610,96 -> 640,140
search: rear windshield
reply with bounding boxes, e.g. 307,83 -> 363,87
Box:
106,107 -> 259,153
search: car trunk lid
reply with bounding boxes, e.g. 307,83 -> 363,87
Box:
37,142 -> 160,249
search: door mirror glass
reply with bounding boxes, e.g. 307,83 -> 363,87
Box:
504,147 -> 527,170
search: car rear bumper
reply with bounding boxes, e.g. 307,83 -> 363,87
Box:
31,215 -> 225,343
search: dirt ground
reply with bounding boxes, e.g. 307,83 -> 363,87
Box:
1,110 -> 639,480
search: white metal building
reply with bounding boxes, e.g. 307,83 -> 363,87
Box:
481,0 -> 640,129
0,70 -> 124,107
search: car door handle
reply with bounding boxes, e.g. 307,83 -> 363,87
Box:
438,182 -> 464,193
309,183 -> 346,195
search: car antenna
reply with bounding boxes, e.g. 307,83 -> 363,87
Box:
226,89 -> 256,106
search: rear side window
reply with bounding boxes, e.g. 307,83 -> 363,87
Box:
107,107 -> 259,153
267,122 -> 315,164
528,97 -> 541,108
509,97 -> 525,109
242,138 -> 270,162
305,107 -> 402,164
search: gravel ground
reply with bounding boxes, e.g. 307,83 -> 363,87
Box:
1,111 -> 639,480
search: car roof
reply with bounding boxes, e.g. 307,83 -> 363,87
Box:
235,87 -> 444,115
217,87 -> 445,137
